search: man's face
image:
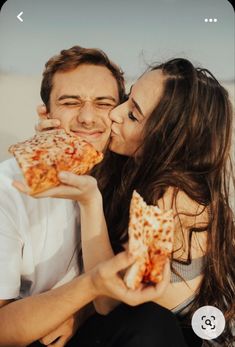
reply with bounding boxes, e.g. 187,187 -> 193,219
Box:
48,64 -> 119,152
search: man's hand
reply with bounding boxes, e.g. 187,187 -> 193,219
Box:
39,314 -> 78,347
91,251 -> 171,306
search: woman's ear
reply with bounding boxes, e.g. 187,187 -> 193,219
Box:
37,104 -> 50,119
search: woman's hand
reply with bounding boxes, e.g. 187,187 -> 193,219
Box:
91,252 -> 171,306
35,104 -> 61,132
13,172 -> 101,205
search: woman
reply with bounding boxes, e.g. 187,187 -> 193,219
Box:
93,59 -> 234,346
16,58 -> 235,346
98,59 -> 235,346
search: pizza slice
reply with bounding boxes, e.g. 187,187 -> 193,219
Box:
9,129 -> 103,195
124,191 -> 148,289
124,190 -> 174,289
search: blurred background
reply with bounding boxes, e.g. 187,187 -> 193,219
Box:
0,0 -> 234,161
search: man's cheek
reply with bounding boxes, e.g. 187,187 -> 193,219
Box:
101,134 -> 112,153
50,109 -> 74,125
59,117 -> 75,132
104,113 -> 112,129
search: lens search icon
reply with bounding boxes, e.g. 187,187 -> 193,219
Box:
191,306 -> 225,340
201,315 -> 216,330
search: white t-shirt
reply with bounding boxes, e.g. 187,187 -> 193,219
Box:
0,158 -> 81,300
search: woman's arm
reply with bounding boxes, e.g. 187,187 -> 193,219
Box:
47,173 -> 122,314
13,174 -> 174,315
79,190 -> 121,314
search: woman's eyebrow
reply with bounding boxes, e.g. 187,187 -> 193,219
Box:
131,98 -> 144,117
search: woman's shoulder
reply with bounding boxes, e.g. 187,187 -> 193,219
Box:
157,187 -> 208,259
157,186 -> 208,222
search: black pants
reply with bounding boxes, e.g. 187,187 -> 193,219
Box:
30,303 -> 188,347
177,314 -> 203,347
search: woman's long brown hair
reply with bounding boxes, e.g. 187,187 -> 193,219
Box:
95,58 -> 235,345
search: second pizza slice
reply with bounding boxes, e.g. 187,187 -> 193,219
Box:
124,190 -> 174,289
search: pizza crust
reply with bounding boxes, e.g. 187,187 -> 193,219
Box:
9,129 -> 103,195
124,190 -> 174,289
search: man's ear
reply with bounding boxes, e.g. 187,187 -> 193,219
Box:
37,104 -> 50,119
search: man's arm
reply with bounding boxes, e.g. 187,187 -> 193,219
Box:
0,273 -> 95,347
0,299 -> 13,307
0,190 -> 92,346
0,251 -> 170,347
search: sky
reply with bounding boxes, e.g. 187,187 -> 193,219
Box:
0,0 -> 234,80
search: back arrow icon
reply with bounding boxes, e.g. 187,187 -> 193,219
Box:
17,11 -> 23,22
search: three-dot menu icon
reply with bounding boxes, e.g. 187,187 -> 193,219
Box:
204,18 -> 218,23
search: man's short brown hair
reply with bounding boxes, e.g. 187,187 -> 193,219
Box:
40,45 -> 125,110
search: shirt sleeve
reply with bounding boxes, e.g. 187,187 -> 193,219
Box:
0,203 -> 22,300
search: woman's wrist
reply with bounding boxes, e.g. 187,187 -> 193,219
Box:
85,269 -> 102,299
79,189 -> 102,208
74,272 -> 98,302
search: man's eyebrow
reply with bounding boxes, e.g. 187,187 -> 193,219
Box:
57,95 -> 117,103
58,95 -> 81,101
95,96 -> 117,103
131,98 -> 144,117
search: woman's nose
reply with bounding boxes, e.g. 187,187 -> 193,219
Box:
109,105 -> 124,124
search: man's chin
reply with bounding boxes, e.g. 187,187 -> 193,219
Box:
69,130 -> 111,153
81,136 -> 109,153
93,141 -> 109,153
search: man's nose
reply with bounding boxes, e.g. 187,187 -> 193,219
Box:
109,104 -> 123,124
76,102 -> 96,125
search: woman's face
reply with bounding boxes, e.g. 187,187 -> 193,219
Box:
109,69 -> 165,156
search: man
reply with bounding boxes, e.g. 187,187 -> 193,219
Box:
0,45 -> 123,345
0,46 -> 186,347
